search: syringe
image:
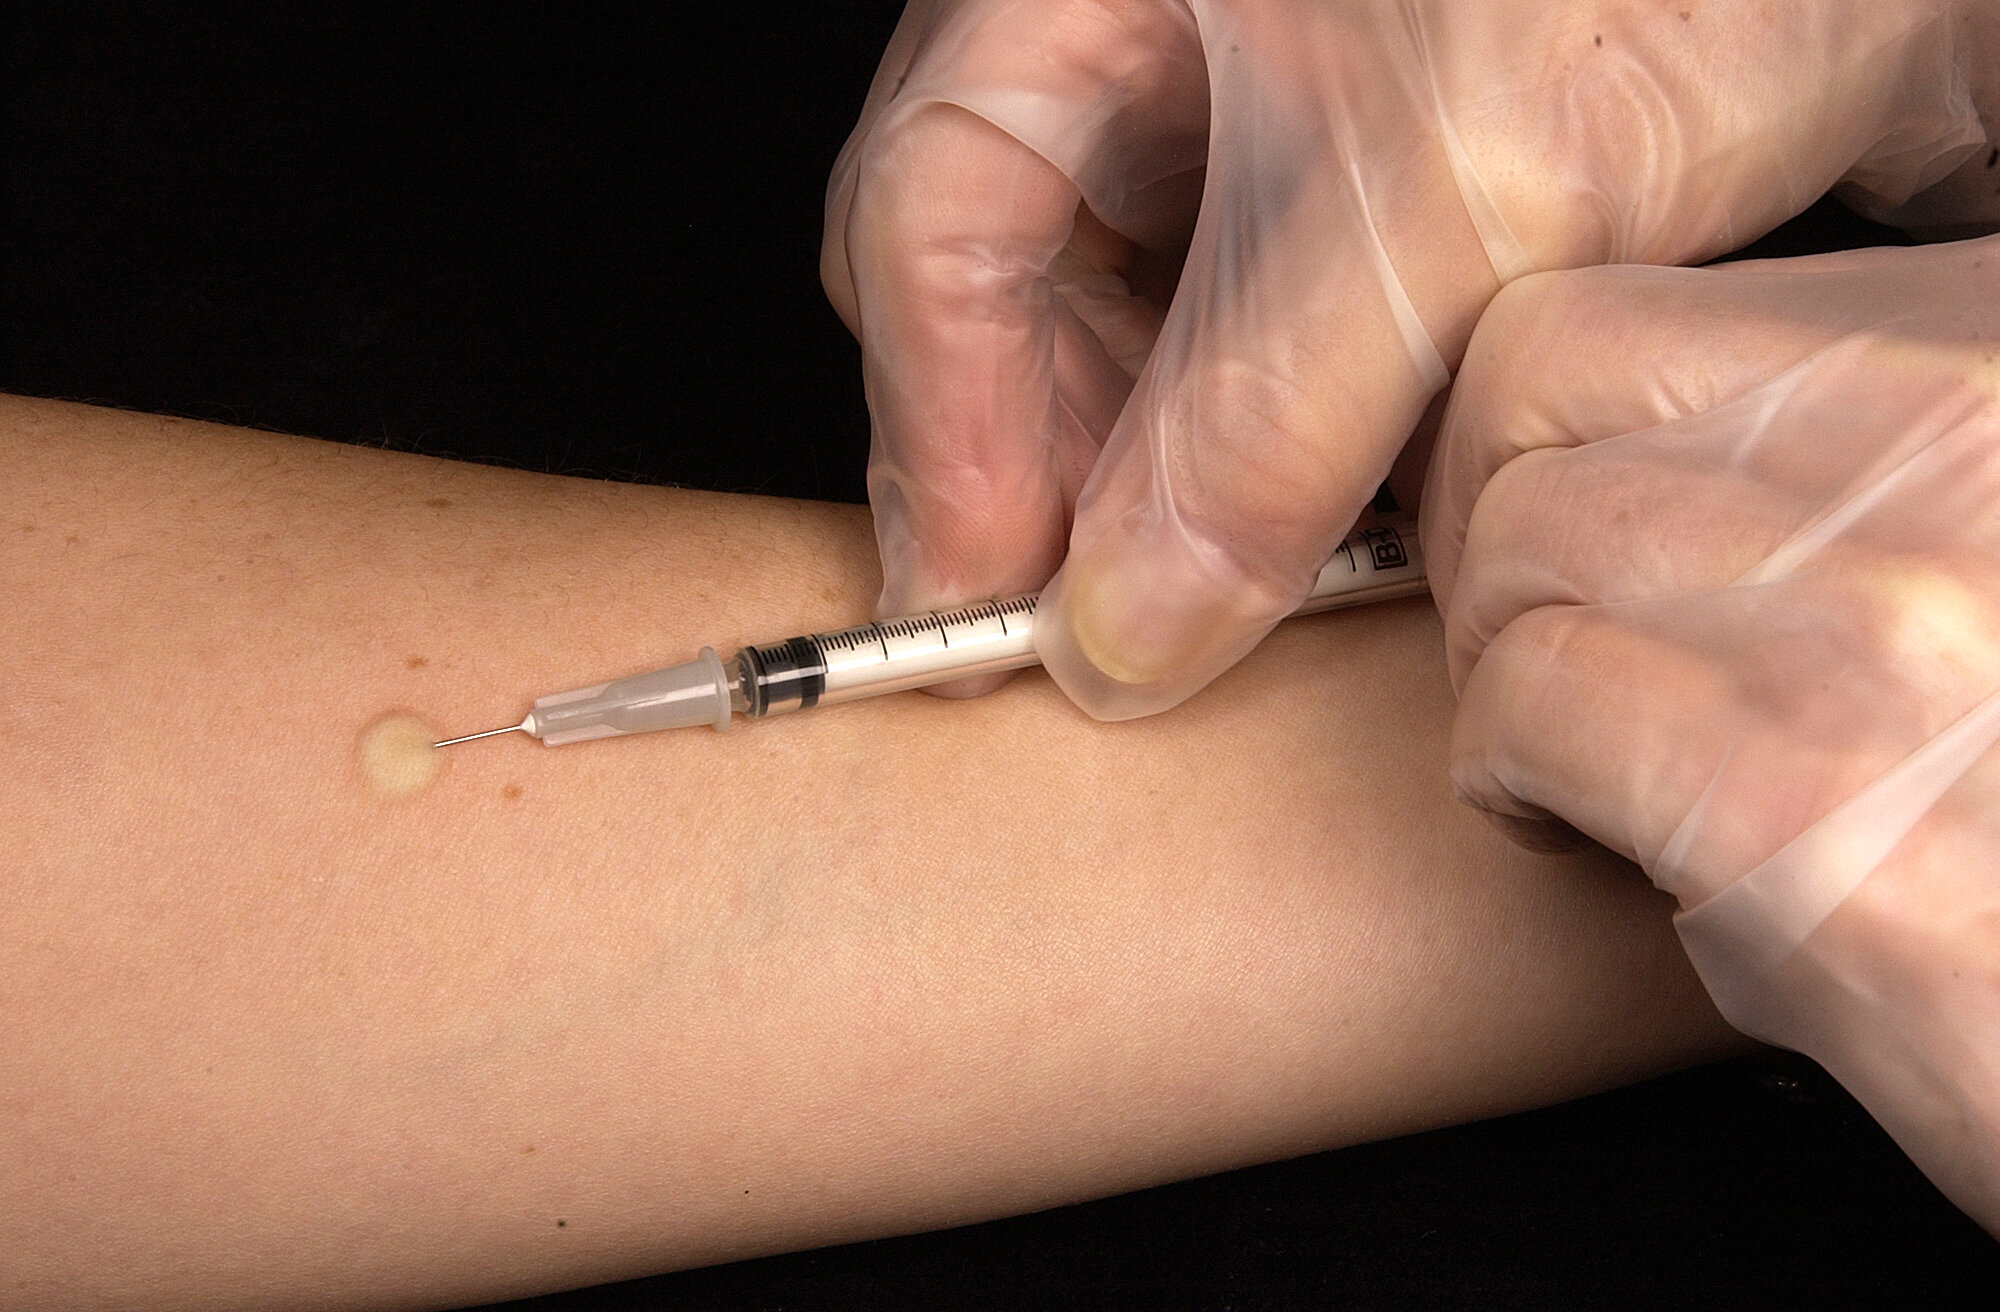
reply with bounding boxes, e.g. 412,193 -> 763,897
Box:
434,516 -> 1425,747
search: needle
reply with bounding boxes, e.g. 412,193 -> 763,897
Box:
433,722 -> 529,748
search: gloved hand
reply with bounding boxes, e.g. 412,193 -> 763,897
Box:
1425,234 -> 2000,1231
823,0 -> 1989,716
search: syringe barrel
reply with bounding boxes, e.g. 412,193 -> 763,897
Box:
1294,517 -> 1425,614
738,597 -> 1041,718
734,518 -> 1419,720
818,596 -> 1041,706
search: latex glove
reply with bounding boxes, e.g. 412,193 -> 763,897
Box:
1425,235 -> 2000,1231
823,0 -> 1988,717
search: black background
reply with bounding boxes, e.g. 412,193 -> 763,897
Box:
6,4 -> 1998,1308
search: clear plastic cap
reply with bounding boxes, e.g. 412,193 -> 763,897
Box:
524,646 -> 734,744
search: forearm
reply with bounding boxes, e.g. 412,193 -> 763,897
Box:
2,397 -> 1742,1311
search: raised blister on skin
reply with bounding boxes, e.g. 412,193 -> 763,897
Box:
357,712 -> 444,801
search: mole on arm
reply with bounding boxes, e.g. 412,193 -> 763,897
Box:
357,712 -> 444,801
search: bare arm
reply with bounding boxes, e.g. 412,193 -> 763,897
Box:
1,396 -> 1742,1311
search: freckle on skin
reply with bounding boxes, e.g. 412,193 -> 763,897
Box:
357,712 -> 444,800
503,783 -> 523,801
426,497 -> 453,509
406,655 -> 429,670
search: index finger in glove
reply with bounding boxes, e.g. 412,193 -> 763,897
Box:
841,108 -> 1105,614
823,1 -> 1210,617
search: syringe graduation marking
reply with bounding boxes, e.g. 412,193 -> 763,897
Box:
820,595 -> 1040,657
815,625 -> 890,658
